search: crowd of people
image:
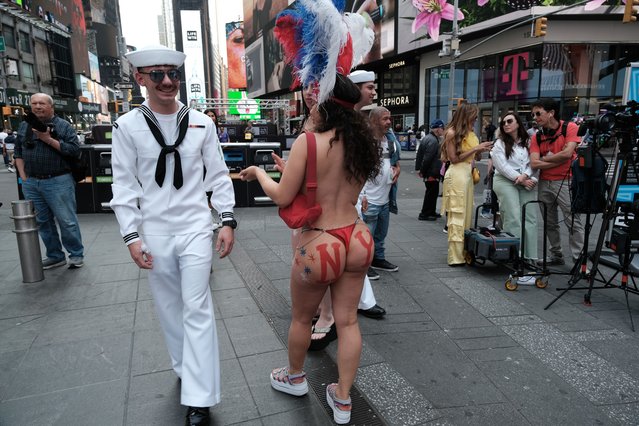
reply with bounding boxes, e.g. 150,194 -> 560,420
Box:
414,97 -> 585,285
3,2 -> 587,424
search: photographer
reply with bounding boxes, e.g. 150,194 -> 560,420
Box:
14,93 -> 84,270
529,98 -> 584,266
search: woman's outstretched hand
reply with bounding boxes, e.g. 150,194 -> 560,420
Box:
239,166 -> 259,181
272,152 -> 286,173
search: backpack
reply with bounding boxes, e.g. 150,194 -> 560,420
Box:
570,151 -> 608,214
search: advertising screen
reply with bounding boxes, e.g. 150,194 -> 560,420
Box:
226,21 -> 247,89
228,90 -> 261,120
180,10 -> 207,106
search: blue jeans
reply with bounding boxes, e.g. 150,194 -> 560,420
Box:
362,202 -> 390,260
22,173 -> 84,260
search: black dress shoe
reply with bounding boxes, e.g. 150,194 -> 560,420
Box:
358,304 -> 386,319
185,406 -> 210,426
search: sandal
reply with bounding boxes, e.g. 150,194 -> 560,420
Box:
326,383 -> 352,424
270,367 -> 308,396
308,323 -> 337,352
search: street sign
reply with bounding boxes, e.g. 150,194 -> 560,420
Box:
114,82 -> 134,90
121,101 -> 130,113
0,36 -> 5,52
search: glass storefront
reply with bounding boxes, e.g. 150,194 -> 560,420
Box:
424,43 -> 639,132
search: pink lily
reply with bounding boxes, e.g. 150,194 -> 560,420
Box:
585,0 -> 626,11
412,0 -> 465,41
478,0 -> 489,5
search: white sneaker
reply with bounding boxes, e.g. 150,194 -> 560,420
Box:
517,275 -> 536,285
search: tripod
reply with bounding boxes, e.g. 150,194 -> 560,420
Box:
545,140 -> 639,331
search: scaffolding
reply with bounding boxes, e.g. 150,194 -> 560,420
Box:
193,98 -> 293,133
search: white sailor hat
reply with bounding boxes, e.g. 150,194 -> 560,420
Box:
126,45 -> 186,68
348,70 -> 375,84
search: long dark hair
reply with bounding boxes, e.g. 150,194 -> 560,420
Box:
441,103 -> 478,161
499,113 -> 529,158
314,74 -> 380,184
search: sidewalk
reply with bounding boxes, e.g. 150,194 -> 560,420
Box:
1,157 -> 639,425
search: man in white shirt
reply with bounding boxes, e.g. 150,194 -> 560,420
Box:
110,45 -> 235,426
361,106 -> 400,274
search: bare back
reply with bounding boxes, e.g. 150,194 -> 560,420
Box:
291,130 -> 373,285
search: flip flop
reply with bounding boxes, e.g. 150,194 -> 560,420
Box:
308,323 -> 337,351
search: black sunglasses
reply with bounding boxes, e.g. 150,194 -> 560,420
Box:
532,111 -> 543,117
139,69 -> 181,83
501,118 -> 515,126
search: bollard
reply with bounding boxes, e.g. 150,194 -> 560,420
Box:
11,200 -> 44,283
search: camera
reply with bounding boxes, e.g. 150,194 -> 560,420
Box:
22,112 -> 58,147
578,101 -> 639,137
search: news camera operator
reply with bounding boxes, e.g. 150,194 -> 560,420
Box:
529,98 -> 584,266
14,93 -> 84,270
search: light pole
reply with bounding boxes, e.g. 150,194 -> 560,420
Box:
447,0 -> 460,122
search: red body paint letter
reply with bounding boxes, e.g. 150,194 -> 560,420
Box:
316,242 -> 342,283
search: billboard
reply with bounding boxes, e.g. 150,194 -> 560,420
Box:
180,10 -> 207,106
343,0 -> 395,63
228,90 -> 261,120
245,37 -> 265,98
30,0 -> 88,75
243,0 -> 291,45
226,21 -> 247,89
264,26 -> 294,93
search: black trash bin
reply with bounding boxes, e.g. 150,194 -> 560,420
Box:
91,144 -> 113,212
75,145 -> 95,213
248,142 -> 281,206
221,143 -> 249,208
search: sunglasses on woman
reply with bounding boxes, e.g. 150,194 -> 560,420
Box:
139,69 -> 182,83
501,118 -> 515,126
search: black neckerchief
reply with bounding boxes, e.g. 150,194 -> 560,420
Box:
139,104 -> 190,189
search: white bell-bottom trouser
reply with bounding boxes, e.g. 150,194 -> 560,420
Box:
145,231 -> 220,408
358,275 -> 377,310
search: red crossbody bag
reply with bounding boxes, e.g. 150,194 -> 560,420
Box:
278,132 -> 323,228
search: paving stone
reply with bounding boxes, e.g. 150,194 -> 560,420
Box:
365,330 -> 506,408
1,333 -> 132,400
209,358 -> 261,425
444,326 -> 506,340
601,401 -> 639,425
214,287 -> 262,319
53,279 -> 138,311
134,299 -> 161,332
224,313 -> 283,357
454,335 -> 519,351
356,363 -> 441,425
0,379 -> 127,426
441,276 -> 531,317
92,262 -> 140,284
580,338 -> 639,382
131,328 -> 172,376
405,283 -> 493,329
502,323 -> 639,405
32,302 -> 135,346
211,267 -> 247,291
463,346 -> 536,363
565,329 -> 631,342
259,261 -> 292,280
427,403 -> 531,426
126,369 -> 184,426
0,315 -> 46,353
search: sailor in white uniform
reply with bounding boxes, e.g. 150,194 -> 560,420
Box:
110,45 -> 235,426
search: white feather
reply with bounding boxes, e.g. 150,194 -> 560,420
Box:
343,12 -> 375,69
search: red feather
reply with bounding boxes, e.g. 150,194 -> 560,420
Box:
274,15 -> 302,67
336,34 -> 353,76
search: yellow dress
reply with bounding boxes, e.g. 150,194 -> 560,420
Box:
441,132 -> 479,265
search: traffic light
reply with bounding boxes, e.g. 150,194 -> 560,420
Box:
623,0 -> 639,23
533,17 -> 548,37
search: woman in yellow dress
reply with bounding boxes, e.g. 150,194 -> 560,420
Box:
441,103 -> 494,266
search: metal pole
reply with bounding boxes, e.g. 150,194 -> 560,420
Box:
11,200 -> 44,283
447,0 -> 460,122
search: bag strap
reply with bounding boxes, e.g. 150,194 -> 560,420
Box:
305,132 -> 318,207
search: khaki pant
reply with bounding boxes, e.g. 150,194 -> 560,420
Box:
538,179 -> 585,261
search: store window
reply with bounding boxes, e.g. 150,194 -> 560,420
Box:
497,47 -> 540,101
465,60 -> 480,103
615,44 -> 639,99
19,31 -> 31,53
479,57 -> 497,102
2,25 -> 16,49
382,64 -> 418,98
590,44 -> 614,99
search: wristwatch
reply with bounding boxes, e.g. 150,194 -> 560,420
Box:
222,219 -> 237,229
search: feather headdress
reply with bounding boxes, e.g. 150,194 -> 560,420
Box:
274,0 -> 374,105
